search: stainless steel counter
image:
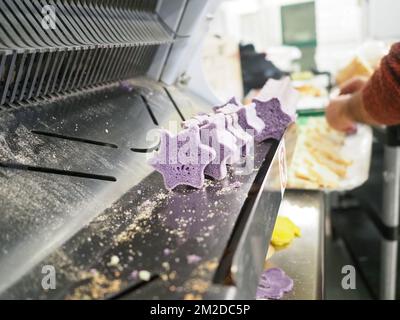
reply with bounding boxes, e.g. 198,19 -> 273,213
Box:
265,190 -> 325,300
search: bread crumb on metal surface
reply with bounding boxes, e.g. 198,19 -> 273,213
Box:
66,270 -> 122,300
138,270 -> 151,281
107,255 -> 120,267
184,293 -> 203,300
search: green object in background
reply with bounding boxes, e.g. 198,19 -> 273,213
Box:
281,1 -> 317,71
297,116 -> 310,127
297,114 -> 325,127
297,109 -> 326,118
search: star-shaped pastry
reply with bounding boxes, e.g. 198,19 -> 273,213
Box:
200,117 -> 237,180
255,77 -> 299,121
225,113 -> 253,163
213,96 -> 240,112
214,102 -> 241,115
149,126 -> 216,190
253,98 -> 293,142
236,103 -> 265,136
181,114 -> 210,129
256,267 -> 294,300
214,99 -> 265,139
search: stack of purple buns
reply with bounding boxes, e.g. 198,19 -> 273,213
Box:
149,79 -> 298,190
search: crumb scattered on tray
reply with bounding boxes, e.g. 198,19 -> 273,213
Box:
216,181 -> 242,195
107,255 -> 120,267
138,270 -> 151,282
187,254 -> 202,264
66,270 -> 122,300
130,270 -> 138,280
162,262 -> 170,271
184,293 -> 203,300
114,192 -> 167,244
184,278 -> 209,294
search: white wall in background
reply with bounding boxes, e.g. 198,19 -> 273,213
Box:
211,0 -> 307,52
212,0 -> 366,73
316,0 -> 362,45
212,0 -> 259,45
367,0 -> 400,40
315,0 -> 400,72
314,0 -> 364,73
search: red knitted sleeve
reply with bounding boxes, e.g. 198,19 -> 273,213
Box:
362,42 -> 400,125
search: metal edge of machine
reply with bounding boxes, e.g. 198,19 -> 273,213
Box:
149,0 -> 223,106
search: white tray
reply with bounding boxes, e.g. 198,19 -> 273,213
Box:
336,124 -> 373,191
288,124 -> 373,192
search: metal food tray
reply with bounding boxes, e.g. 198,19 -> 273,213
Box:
288,123 -> 373,192
265,190 -> 325,300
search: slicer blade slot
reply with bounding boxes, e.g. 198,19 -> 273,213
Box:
130,144 -> 159,153
140,94 -> 159,126
0,162 -> 117,182
31,130 -> 119,149
164,87 -> 186,122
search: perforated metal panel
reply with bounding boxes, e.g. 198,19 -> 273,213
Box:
0,0 -> 174,108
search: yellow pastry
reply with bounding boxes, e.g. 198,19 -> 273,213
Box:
309,148 -> 348,177
295,84 -> 323,97
287,176 -> 319,189
336,56 -> 373,85
271,216 -> 301,247
287,117 -> 353,189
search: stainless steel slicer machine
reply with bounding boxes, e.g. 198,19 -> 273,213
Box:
0,0 -> 294,299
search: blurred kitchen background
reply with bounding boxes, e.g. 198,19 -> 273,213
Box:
198,0 -> 400,300
201,0 -> 398,101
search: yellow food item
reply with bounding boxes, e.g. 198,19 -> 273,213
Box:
271,216 -> 301,247
295,84 -> 323,97
305,130 -> 342,153
287,176 -> 319,189
288,118 -> 353,189
294,162 -> 314,181
336,56 -> 373,85
291,71 -> 314,81
309,148 -> 347,177
306,140 -> 352,166
307,161 -> 340,188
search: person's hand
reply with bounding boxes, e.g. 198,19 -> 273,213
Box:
325,95 -> 357,132
326,76 -> 369,132
339,76 -> 368,95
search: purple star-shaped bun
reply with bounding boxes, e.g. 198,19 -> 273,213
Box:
214,103 -> 241,115
213,96 -> 240,112
236,103 -> 265,137
149,126 -> 216,190
253,98 -> 293,142
200,117 -> 236,180
225,113 -> 253,163
256,267 -> 294,300
181,114 -> 210,129
255,77 -> 299,121
214,99 -> 264,140
186,254 -> 202,264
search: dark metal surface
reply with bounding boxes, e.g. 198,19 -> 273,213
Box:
0,77 -> 287,299
0,78 -> 182,295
